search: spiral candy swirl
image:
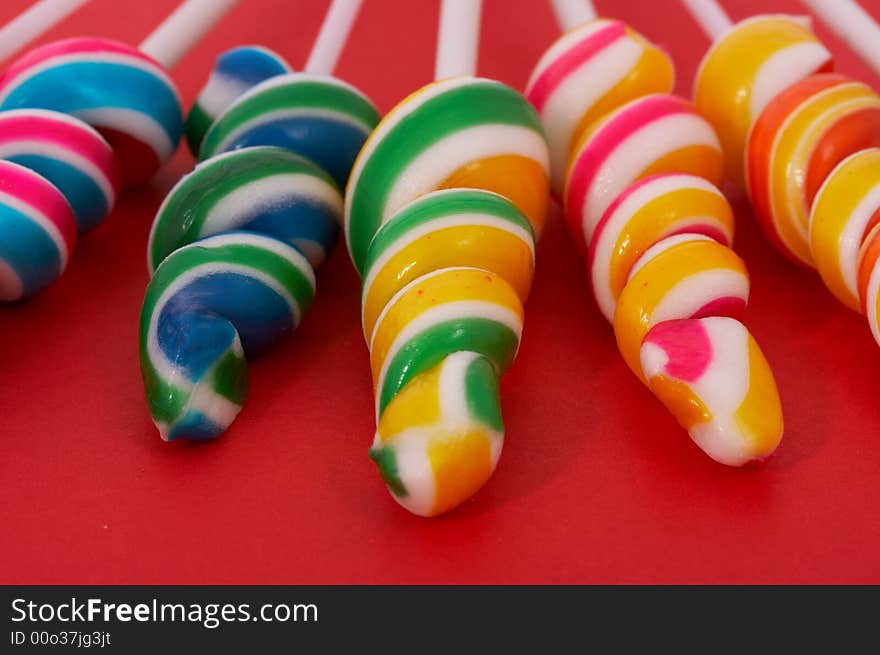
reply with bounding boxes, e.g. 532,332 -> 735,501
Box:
0,160 -> 77,301
361,189 -> 535,516
525,19 -> 784,463
140,147 -> 339,440
0,109 -> 118,233
346,77 -> 548,515
525,18 -> 674,196
184,45 -> 292,156
694,15 -> 880,352
694,15 -> 833,186
0,107 -> 119,300
565,93 -> 724,250
346,77 -> 550,274
0,38 -> 184,187
140,68 -> 380,440
200,73 -> 379,189
747,74 -> 880,267
810,148 -> 880,346
596,176 -> 783,464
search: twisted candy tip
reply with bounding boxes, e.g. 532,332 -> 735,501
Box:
641,317 -> 783,466
370,351 -> 504,517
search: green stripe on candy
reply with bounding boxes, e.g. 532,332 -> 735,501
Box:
362,189 -> 534,284
347,79 -> 544,275
184,101 -> 213,157
465,355 -> 504,434
377,318 -> 519,416
139,239 -> 315,424
149,146 -> 337,271
368,445 -> 407,498
199,75 -> 381,161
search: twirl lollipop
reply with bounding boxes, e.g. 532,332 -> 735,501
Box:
346,0 -> 549,516
140,0 -> 379,441
530,0 -> 783,464
0,0 -> 240,187
685,0 -> 833,186
690,0 -> 880,351
524,0 -> 675,196
0,0 -> 238,301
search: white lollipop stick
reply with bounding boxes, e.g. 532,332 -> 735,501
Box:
139,0 -> 240,70
681,0 -> 733,41
549,0 -> 597,33
801,0 -> 880,77
0,0 -> 89,65
435,0 -> 483,79
304,0 -> 363,75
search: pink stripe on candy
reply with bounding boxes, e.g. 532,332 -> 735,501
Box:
588,174 -> 651,268
526,22 -> 626,112
0,37 -> 166,90
0,160 -> 77,256
643,319 -> 712,383
565,95 -> 694,248
0,111 -> 119,192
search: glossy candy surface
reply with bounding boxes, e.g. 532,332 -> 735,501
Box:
0,38 -> 184,188
140,58 -> 379,441
0,159 -> 77,301
345,76 -> 550,275
359,189 -> 535,517
746,74 -> 880,267
199,73 -> 380,189
184,45 -> 292,155
140,146 -> 341,441
525,18 -> 674,196
589,173 -> 735,323
809,148 -> 880,351
567,166 -> 783,464
345,75 -> 547,516
810,148 -> 880,313
564,93 -> 723,252
694,15 -> 833,186
0,109 -> 118,233
641,316 -> 783,466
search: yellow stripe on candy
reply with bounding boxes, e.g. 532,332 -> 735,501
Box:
362,223 -> 534,342
438,155 -> 550,238
810,148 -> 880,311
428,427 -> 494,516
646,374 -> 713,431
375,363 -> 443,443
638,144 -> 723,187
607,186 -> 735,303
694,16 -> 830,186
768,84 -> 880,266
369,268 -> 523,387
734,334 -> 785,458
613,239 -> 748,381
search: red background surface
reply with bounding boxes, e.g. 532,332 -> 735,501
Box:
2,0 -> 880,584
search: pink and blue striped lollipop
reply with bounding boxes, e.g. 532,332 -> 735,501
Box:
0,0 -> 239,187
0,159 -> 77,301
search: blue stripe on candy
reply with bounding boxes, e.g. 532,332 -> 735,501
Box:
157,271 -> 295,380
217,117 -> 369,189
215,46 -> 290,88
0,203 -> 62,297
0,62 -> 183,146
165,409 -> 224,442
7,154 -> 108,232
231,196 -> 339,258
